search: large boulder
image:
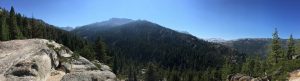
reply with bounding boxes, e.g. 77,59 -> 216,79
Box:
0,39 -> 116,81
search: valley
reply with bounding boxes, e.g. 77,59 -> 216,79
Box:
1,0 -> 300,81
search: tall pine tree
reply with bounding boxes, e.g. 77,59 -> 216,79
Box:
112,55 -> 118,74
30,17 -> 37,38
287,34 -> 295,60
95,37 -> 107,62
22,17 -> 31,38
268,28 -> 282,64
0,11 -> 9,41
8,6 -> 23,39
128,66 -> 134,81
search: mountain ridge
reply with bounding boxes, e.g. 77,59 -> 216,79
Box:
72,18 -> 245,80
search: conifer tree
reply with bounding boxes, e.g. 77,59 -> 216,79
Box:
241,58 -> 250,75
287,34 -> 295,60
0,13 -> 9,41
8,6 -> 23,39
78,45 -> 96,60
16,13 -> 23,29
253,56 -> 263,76
30,17 -> 36,38
221,58 -> 233,81
241,57 -> 255,76
145,63 -> 159,81
128,66 -> 134,81
269,28 -> 282,64
95,37 -> 107,62
112,55 -> 118,74
22,17 -> 31,38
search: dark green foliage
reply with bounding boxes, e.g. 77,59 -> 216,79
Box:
265,59 -> 300,80
0,10 -> 9,41
221,58 -> 233,81
78,45 -> 96,60
170,73 -> 180,81
8,6 -> 23,39
128,67 -> 133,81
265,31 -> 300,80
240,56 -> 265,77
95,37 -> 108,63
112,55 -> 118,74
268,28 -> 282,64
287,34 -> 295,60
145,63 -> 159,81
127,66 -> 138,81
241,57 -> 255,76
199,68 -> 220,81
21,17 -> 31,38
73,20 -> 245,80
230,29 -> 300,81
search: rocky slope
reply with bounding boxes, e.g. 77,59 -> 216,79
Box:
0,39 -> 116,81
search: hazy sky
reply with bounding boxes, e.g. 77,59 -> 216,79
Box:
1,0 -> 300,40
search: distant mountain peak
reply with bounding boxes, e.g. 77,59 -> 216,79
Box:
90,18 -> 134,27
109,18 -> 133,21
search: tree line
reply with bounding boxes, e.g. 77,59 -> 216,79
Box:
119,28 -> 300,81
0,7 -> 108,68
4,6 -> 299,81
222,28 -> 300,81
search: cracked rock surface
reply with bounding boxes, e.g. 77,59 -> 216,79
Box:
0,39 -> 116,81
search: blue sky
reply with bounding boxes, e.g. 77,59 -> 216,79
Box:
1,0 -> 300,40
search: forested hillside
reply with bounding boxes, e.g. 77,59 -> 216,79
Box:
222,38 -> 272,57
0,7 -> 105,62
234,29 -> 300,81
73,19 -> 246,80
222,38 -> 300,58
